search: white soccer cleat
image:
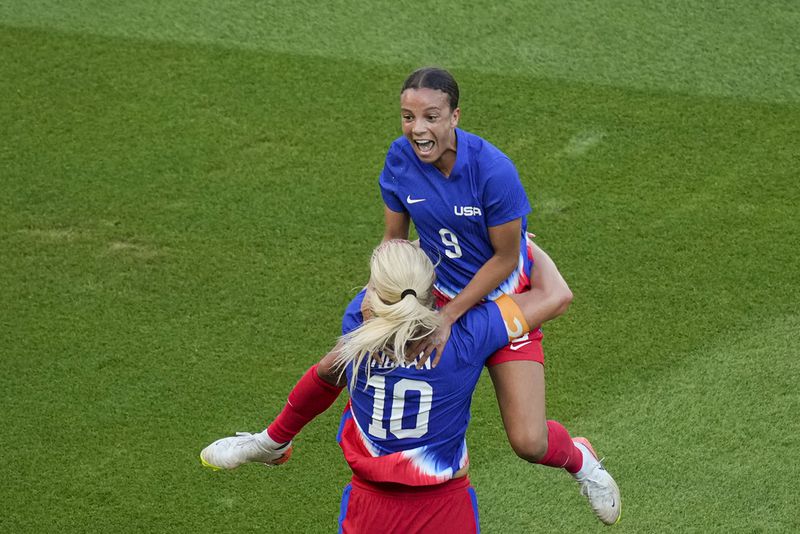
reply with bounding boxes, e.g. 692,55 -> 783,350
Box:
200,431 -> 292,470
572,437 -> 621,525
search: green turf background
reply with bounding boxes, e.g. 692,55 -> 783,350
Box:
2,2 -> 799,532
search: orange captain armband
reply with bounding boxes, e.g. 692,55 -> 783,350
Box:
494,294 -> 530,341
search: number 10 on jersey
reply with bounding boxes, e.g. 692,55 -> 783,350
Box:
366,375 -> 433,439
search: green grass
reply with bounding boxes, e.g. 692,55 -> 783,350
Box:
2,3 -> 799,532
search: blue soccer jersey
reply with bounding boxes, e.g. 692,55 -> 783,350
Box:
379,129 -> 533,300
336,289 -> 528,486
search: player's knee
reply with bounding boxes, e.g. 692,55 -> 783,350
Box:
316,358 -> 341,386
508,426 -> 549,463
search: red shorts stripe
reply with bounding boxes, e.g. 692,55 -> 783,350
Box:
339,476 -> 479,534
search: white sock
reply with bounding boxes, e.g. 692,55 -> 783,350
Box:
573,442 -> 597,480
261,429 -> 289,449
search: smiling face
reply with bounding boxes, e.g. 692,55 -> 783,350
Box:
400,87 -> 461,176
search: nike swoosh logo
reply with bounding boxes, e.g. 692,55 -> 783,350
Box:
407,195 -> 426,204
509,341 -> 532,351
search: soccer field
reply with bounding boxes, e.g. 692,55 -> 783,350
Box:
2,2 -> 799,532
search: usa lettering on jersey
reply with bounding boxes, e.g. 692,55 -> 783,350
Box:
453,206 -> 482,216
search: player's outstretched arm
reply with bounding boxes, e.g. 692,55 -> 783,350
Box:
199,345 -> 346,471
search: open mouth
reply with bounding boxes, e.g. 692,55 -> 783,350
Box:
415,140 -> 435,155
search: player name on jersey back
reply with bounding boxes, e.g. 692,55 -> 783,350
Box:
369,353 -> 433,370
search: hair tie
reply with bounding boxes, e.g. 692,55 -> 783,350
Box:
401,289 -> 417,299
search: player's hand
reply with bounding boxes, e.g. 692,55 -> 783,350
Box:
408,319 -> 452,369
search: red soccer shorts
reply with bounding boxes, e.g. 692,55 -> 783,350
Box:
338,475 -> 479,534
486,327 -> 544,367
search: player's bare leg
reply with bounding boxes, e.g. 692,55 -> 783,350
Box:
489,360 -> 621,525
489,360 -> 548,462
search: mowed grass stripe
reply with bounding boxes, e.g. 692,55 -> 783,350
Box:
2,2 -> 799,103
2,25 -> 798,532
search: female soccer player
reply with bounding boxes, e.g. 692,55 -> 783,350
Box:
379,67 -> 620,524
201,240 -> 620,532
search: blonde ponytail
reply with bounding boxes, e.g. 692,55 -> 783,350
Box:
335,240 -> 440,387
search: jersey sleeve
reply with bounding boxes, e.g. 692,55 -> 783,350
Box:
379,145 -> 406,213
455,295 -> 531,366
341,289 -> 367,335
482,156 -> 531,227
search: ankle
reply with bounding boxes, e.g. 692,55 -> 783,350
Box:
572,442 -> 595,480
260,429 -> 288,450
